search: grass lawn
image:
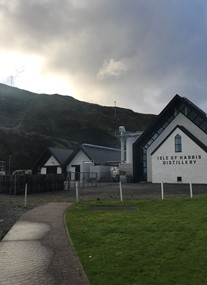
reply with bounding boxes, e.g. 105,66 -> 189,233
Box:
66,198 -> 207,285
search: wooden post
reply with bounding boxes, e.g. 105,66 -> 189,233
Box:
161,181 -> 164,200
24,183 -> 28,207
119,181 -> 123,202
68,172 -> 70,191
75,181 -> 79,203
190,182 -> 193,199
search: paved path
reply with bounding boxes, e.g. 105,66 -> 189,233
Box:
0,203 -> 90,285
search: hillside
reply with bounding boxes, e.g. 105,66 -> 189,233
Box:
0,83 -> 156,172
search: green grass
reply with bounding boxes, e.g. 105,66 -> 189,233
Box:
66,198 -> 207,285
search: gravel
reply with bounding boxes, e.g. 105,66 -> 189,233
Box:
0,203 -> 30,239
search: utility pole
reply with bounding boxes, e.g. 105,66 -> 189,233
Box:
114,101 -> 117,119
114,101 -> 117,134
10,67 -> 24,87
10,76 -> 13,87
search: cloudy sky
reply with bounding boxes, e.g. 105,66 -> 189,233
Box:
0,0 -> 207,114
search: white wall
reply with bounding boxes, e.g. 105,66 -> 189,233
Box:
90,165 -> 110,180
151,127 -> 207,183
126,137 -> 137,163
57,167 -> 62,174
45,155 -> 59,166
67,150 -> 90,173
41,155 -> 62,174
41,167 -> 47,174
81,161 -> 94,172
119,163 -> 133,175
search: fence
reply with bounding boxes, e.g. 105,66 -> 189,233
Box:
65,171 -> 122,190
0,174 -> 65,194
65,172 -> 98,190
66,182 -> 207,202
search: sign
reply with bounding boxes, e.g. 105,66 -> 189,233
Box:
156,154 -> 202,165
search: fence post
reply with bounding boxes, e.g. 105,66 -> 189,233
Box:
24,183 -> 28,207
14,175 -> 17,195
95,173 -> 97,187
75,181 -> 79,203
161,181 -> 164,200
68,172 -> 70,191
119,181 -> 123,202
189,182 -> 193,199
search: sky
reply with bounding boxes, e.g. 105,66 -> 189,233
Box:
0,0 -> 207,114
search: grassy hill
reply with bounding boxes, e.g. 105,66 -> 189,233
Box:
0,83 -> 156,172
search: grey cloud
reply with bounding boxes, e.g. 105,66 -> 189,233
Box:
0,0 -> 207,113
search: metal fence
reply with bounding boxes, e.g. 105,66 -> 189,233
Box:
0,174 -> 65,194
65,172 -> 98,190
64,171 -> 125,190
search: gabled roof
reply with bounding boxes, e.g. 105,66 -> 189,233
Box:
81,144 -> 121,165
48,147 -> 74,165
134,94 -> 207,150
33,147 -> 74,172
133,94 -> 207,182
151,125 -> 207,155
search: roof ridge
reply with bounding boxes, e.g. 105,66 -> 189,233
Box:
82,143 -> 120,151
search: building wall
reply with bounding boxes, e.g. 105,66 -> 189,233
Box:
119,162 -> 133,175
45,156 -> 59,166
151,127 -> 207,183
81,161 -> 94,173
41,155 -> 62,174
67,150 -> 90,173
57,167 -> 62,174
147,112 -> 207,181
90,165 -> 111,181
126,137 -> 137,163
40,166 -> 62,174
41,167 -> 46,174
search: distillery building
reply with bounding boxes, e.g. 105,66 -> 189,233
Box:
133,95 -> 207,183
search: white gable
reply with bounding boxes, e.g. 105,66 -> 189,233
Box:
147,112 -> 207,181
45,155 -> 60,166
67,150 -> 90,172
151,127 -> 207,183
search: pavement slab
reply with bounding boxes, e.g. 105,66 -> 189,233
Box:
0,203 -> 90,285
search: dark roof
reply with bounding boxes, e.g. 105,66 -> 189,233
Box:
134,94 -> 207,149
48,147 -> 74,165
81,144 -> 121,165
33,147 -> 74,172
151,125 -> 207,155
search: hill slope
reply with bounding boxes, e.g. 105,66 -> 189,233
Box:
0,83 -> 156,172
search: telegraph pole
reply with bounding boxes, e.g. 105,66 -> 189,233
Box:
10,76 -> 13,87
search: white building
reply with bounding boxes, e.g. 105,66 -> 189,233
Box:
33,144 -> 121,182
67,143 -> 121,181
133,95 -> 207,183
117,128 -> 142,179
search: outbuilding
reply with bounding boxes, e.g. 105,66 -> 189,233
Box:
133,95 -> 207,183
33,147 -> 74,176
67,143 -> 121,181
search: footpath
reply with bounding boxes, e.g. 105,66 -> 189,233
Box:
0,203 -> 90,285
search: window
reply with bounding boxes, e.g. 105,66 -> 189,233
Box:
175,134 -> 182,152
177,176 -> 182,182
188,111 -> 197,121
